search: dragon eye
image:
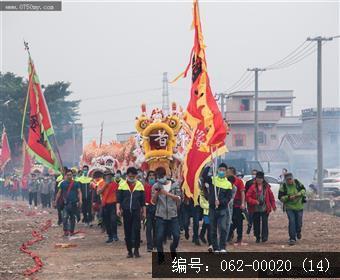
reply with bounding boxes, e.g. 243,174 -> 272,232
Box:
169,119 -> 177,128
140,120 -> 148,129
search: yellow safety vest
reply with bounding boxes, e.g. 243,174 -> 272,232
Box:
118,180 -> 144,192
212,176 -> 232,190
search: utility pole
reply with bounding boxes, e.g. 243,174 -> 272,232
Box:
217,93 -> 226,120
247,68 -> 266,161
162,72 -> 170,115
307,36 -> 333,199
99,121 -> 104,148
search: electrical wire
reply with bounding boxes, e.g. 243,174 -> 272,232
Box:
265,40 -> 311,69
81,87 -> 162,101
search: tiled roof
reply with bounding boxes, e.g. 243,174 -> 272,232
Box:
280,133 -> 316,150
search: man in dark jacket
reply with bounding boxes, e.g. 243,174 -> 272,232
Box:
117,167 -> 145,258
78,165 -> 93,225
202,163 -> 232,252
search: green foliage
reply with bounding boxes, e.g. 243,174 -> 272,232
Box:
0,72 -> 80,157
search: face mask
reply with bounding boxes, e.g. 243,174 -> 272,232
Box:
83,170 -> 88,176
158,177 -> 167,184
217,171 -> 225,178
149,178 -> 155,185
105,177 -> 111,183
127,177 -> 136,183
115,174 -> 121,181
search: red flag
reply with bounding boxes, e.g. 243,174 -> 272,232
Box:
179,0 -> 228,204
22,141 -> 32,188
0,127 -> 11,170
25,56 -> 61,172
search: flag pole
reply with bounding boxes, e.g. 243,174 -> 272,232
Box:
21,40 -> 33,140
210,145 -> 218,209
23,41 -> 64,173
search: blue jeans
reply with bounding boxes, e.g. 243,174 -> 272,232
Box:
209,207 -> 229,251
155,217 -> 180,253
286,209 -> 303,241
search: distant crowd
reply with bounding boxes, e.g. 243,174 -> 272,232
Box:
0,165 -> 306,262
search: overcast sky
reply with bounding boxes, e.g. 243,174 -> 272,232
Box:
1,0 -> 339,143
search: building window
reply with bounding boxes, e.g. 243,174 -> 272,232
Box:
234,134 -> 246,147
258,131 -> 266,145
240,99 -> 250,111
271,134 -> 277,140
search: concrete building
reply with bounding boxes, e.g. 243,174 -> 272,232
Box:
279,108 -> 340,182
225,90 -> 301,153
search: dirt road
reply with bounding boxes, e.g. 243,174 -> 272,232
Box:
1,197 -> 340,280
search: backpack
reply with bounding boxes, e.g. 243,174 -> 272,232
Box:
279,179 -> 307,203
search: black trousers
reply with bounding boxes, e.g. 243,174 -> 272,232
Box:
146,205 -> 156,250
102,203 -> 118,239
228,207 -> 244,242
123,209 -> 141,251
41,193 -> 49,208
253,212 -> 269,241
82,198 -> 93,224
29,192 -> 38,206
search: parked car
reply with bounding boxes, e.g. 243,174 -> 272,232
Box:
323,177 -> 340,197
310,168 -> 340,186
243,175 -> 280,201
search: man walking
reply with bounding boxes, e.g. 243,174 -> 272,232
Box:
78,165 -> 93,225
144,170 -> 157,252
151,167 -> 181,263
117,167 -> 145,258
227,167 -> 246,245
28,173 -> 39,209
278,173 -> 306,246
54,169 -> 82,236
202,163 -> 233,253
98,170 -> 119,243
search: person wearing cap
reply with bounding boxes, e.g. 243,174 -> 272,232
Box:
246,171 -> 276,243
202,162 -> 233,253
117,167 -> 145,258
97,170 -> 119,243
278,172 -> 306,246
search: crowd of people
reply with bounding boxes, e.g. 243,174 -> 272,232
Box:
0,164 -> 307,261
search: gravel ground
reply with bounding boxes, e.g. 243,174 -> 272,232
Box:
1,197 -> 340,280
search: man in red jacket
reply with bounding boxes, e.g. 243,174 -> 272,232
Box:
246,171 -> 276,243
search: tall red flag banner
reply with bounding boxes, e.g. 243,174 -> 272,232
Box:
179,0 -> 228,204
0,127 -> 11,171
24,55 -> 61,172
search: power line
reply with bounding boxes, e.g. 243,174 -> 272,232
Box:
267,43 -> 317,70
81,87 -> 162,101
82,101 -> 161,115
224,71 -> 251,93
265,40 -> 312,69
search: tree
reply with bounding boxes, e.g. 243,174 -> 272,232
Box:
0,72 -> 80,159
